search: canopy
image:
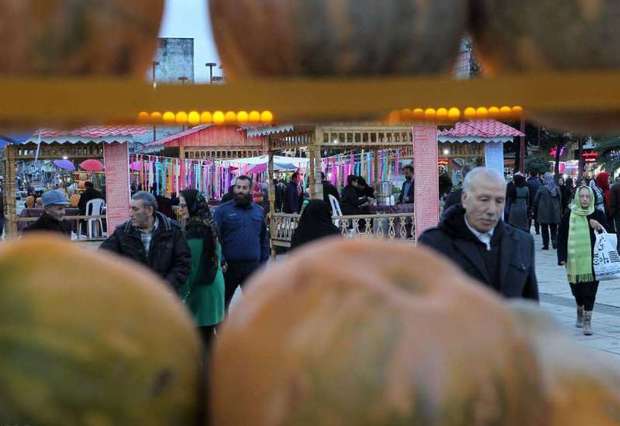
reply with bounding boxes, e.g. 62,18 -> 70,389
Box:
247,162 -> 298,174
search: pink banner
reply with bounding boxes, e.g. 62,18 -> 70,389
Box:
413,124 -> 439,239
104,143 -> 131,232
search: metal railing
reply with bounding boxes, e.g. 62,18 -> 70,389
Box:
271,212 -> 415,247
14,215 -> 108,241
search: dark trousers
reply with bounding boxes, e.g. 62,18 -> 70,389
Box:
530,218 -> 540,234
224,261 -> 260,310
541,223 -> 558,248
570,281 -> 599,311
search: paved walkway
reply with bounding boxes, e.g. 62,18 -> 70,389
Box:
534,231 -> 620,360
67,234 -> 620,360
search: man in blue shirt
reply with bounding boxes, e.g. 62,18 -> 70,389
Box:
214,175 -> 270,309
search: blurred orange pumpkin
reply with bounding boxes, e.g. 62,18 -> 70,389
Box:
0,0 -> 164,77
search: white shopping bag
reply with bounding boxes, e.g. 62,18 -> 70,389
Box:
593,231 -> 620,281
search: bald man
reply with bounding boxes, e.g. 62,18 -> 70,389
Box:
419,167 -> 539,301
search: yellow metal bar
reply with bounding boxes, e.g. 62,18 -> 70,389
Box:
0,71 -> 618,126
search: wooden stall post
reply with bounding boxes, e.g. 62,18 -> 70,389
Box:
3,144 -> 17,238
178,144 -> 186,192
412,124 -> 439,239
373,148 -> 380,186
309,127 -> 323,200
267,137 -> 277,257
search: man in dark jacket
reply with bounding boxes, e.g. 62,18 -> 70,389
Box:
24,189 -> 72,237
398,165 -> 414,204
340,175 -> 369,216
214,175 -> 270,309
527,171 -> 543,234
100,191 -> 191,290
419,167 -> 539,301
78,181 -> 104,216
284,172 -> 303,214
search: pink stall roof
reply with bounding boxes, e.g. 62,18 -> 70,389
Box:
439,119 -> 524,143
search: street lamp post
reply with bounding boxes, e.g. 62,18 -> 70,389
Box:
178,77 -> 189,130
206,62 -> 217,83
152,61 -> 159,142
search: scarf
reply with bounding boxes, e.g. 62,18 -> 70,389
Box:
181,189 -> 219,293
543,173 -> 558,197
291,200 -> 340,249
567,186 -> 595,284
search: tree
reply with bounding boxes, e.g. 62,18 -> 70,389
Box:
525,156 -> 551,176
594,136 -> 620,175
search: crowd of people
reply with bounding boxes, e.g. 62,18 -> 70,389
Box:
438,167 -> 619,336
12,165 -> 620,352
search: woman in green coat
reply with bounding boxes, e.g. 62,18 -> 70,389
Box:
178,189 -> 225,351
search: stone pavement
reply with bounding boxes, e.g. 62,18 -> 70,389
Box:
71,234 -> 620,361
534,231 -> 620,360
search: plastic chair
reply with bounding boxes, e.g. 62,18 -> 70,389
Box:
328,194 -> 343,227
82,198 -> 105,238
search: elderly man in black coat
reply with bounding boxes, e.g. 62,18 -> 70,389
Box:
101,191 -> 191,290
419,167 -> 539,301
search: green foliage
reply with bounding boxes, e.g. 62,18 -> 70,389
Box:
525,156 -> 551,175
594,136 -> 620,174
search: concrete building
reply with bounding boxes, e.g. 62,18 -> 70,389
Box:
152,37 -> 195,84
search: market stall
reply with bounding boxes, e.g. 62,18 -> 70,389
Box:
438,119 -> 525,181
3,126 -> 148,238
246,123 -> 418,251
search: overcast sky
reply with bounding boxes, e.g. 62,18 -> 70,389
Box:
159,0 -> 220,82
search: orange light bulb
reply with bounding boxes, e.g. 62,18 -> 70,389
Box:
200,111 -> 213,123
436,108 -> 449,121
162,111 -> 176,124
237,111 -> 249,123
224,111 -> 237,124
260,111 -> 274,123
249,111 -> 261,123
213,111 -> 226,125
175,111 -> 188,124
413,108 -> 425,121
187,111 -> 200,126
424,108 -> 437,120
448,107 -> 461,120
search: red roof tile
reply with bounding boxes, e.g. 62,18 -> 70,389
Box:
439,120 -> 524,138
37,126 -> 150,139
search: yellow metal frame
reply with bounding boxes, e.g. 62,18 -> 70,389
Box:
0,70 -> 619,126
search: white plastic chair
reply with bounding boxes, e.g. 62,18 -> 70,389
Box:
328,194 -> 343,227
82,198 -> 105,238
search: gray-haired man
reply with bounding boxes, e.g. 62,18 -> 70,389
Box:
419,167 -> 539,301
101,191 -> 191,290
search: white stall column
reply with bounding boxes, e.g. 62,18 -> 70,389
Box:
484,142 -> 504,177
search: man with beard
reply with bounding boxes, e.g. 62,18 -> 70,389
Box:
398,165 -> 414,204
214,175 -> 270,309
24,189 -> 72,237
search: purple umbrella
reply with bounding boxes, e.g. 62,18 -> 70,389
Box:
53,159 -> 75,171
